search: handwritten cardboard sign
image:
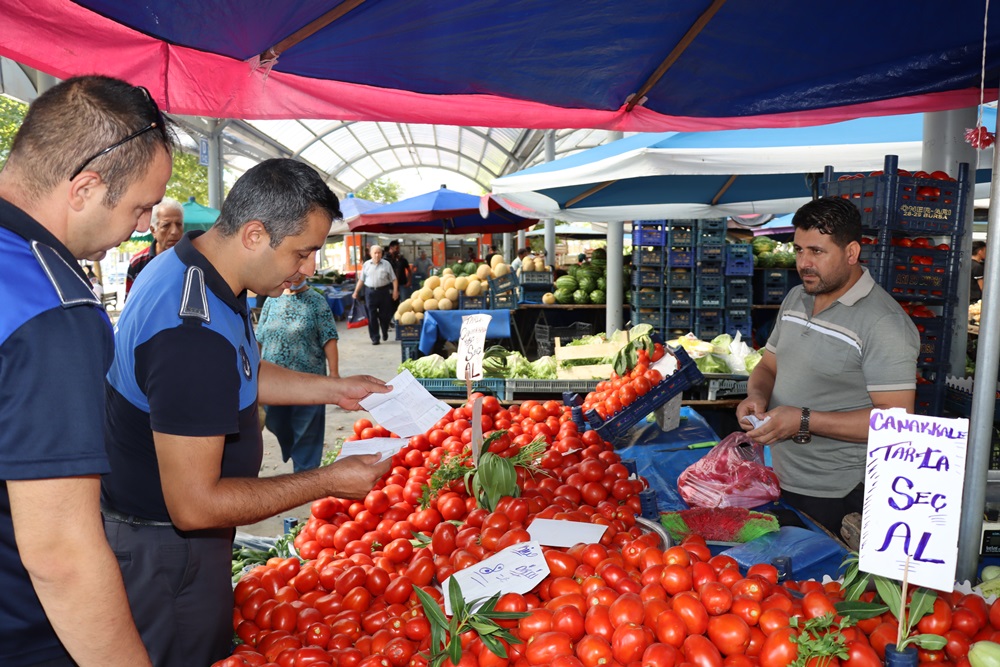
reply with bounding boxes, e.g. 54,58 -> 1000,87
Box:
859,408 -> 969,591
442,541 -> 550,615
456,314 -> 492,381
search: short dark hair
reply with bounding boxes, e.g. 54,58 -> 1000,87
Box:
517,248 -> 529,258
388,239 -> 400,248
214,159 -> 341,247
973,240 -> 987,255
6,76 -> 173,207
792,197 -> 862,247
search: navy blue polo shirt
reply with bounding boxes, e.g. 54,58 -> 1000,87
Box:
0,198 -> 113,665
103,233 -> 263,522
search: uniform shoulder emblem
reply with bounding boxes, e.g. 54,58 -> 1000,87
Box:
30,241 -> 100,307
179,265 -> 211,323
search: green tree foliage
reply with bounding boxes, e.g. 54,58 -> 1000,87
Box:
166,150 -> 212,204
354,177 -> 402,204
0,96 -> 28,169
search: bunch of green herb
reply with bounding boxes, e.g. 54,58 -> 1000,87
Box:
419,450 -> 474,510
415,581 -> 527,667
787,614 -> 852,666
466,452 -> 519,512
836,552 -> 947,652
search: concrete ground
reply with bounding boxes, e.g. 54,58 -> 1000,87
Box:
240,318 -> 406,538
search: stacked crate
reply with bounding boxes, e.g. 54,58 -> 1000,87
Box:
631,221 -> 667,333
486,272 -> 519,309
693,219 -> 726,339
518,269 -> 553,304
821,154 -> 971,416
725,243 -> 754,338
664,222 -> 695,338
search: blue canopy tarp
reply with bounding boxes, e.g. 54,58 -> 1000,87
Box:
492,110 -> 996,221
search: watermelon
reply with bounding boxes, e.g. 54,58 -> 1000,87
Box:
577,276 -> 596,293
451,263 -> 463,275
554,288 -> 575,304
554,275 -> 579,291
757,252 -> 776,268
573,289 -> 590,305
464,262 -> 477,275
775,252 -> 796,268
596,277 -> 607,291
568,265 -> 579,279
591,247 -> 607,262
590,290 -> 606,304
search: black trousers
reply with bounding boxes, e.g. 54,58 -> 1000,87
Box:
104,516 -> 235,667
365,285 -> 393,342
781,484 -> 865,537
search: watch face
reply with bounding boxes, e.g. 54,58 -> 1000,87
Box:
792,433 -> 811,444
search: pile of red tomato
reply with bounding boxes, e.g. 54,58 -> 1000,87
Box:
214,397 -> 1000,667
582,346 -> 666,422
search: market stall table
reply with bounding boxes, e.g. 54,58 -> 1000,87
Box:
418,309 -> 514,355
616,407 -> 849,581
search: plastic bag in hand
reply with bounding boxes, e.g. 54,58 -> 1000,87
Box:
677,431 -> 781,508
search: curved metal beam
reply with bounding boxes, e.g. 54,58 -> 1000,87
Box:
352,164 -> 489,194
329,143 -> 500,188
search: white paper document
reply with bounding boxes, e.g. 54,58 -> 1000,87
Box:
358,369 -> 450,438
442,541 -> 550,615
527,518 -> 608,548
340,437 -> 408,462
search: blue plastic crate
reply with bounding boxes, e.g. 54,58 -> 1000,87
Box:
725,318 -> 753,339
697,218 -> 727,245
726,307 -> 752,322
585,343 -> 704,442
635,246 -> 664,266
401,342 -> 422,362
725,244 -> 754,276
821,155 -> 971,234
666,289 -> 693,309
490,291 -> 516,309
487,272 -> 519,295
394,322 -> 422,341
696,243 -> 726,263
694,318 -> 723,340
698,260 -> 724,278
883,245 -> 961,302
459,294 -> 488,309
725,277 -> 753,307
667,309 -> 693,329
667,268 -> 694,289
519,271 -> 553,285
634,221 -> 666,246
913,315 -> 954,367
415,377 -> 506,398
695,276 -> 725,308
668,225 -> 694,247
914,383 -> 945,417
518,285 -> 548,304
632,289 -> 662,307
632,268 -> 662,288
668,249 -> 694,268
635,309 -> 664,327
760,286 -> 788,305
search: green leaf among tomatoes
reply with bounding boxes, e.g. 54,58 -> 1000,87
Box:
834,600 -> 889,620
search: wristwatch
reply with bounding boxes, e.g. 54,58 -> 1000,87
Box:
792,407 -> 811,444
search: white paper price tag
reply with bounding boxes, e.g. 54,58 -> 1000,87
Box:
859,408 -> 969,591
442,541 -> 550,615
456,314 -> 492,381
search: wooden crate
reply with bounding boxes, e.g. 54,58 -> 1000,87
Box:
554,337 -> 625,380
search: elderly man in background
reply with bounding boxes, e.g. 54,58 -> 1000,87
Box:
353,244 -> 398,345
125,196 -> 184,295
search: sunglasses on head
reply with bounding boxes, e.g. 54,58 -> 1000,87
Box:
69,86 -> 166,181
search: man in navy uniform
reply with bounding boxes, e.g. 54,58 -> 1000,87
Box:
104,158 -> 391,667
0,76 -> 172,667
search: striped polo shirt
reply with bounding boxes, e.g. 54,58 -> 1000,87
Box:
765,268 -> 919,497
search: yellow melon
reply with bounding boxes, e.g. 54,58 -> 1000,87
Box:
418,287 -> 433,301
398,299 -> 414,313
423,298 -> 439,311
442,275 -> 456,290
465,280 -> 482,297
445,287 -> 459,302
414,312 -> 424,321
400,311 -> 417,325
542,292 -> 556,304
476,265 -> 491,280
493,263 -> 510,277
438,298 -> 453,310
490,254 -> 505,268
425,275 -> 441,290
455,276 -> 469,291
442,268 -> 453,276
410,298 -> 425,313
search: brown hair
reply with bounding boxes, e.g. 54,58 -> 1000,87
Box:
6,76 -> 173,206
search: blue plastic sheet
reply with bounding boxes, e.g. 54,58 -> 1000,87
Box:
616,408 -> 847,580
418,310 -> 512,354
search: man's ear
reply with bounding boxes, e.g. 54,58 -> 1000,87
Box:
241,220 -> 270,251
846,240 -> 861,265
67,172 -> 103,212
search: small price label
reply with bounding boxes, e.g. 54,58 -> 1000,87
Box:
456,314 -> 491,381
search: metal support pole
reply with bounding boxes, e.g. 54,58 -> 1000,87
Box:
503,233 -> 513,263
517,229 -> 526,252
544,131 -> 556,268
207,120 -> 224,210
956,109 -> 998,583
923,109 -> 978,375
606,222 -> 625,333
